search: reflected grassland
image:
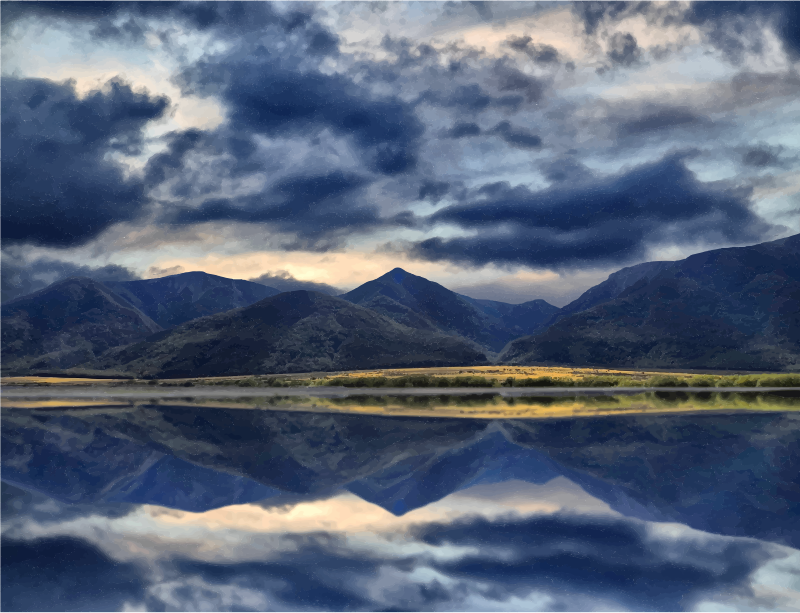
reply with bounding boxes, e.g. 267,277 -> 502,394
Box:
6,391 -> 800,419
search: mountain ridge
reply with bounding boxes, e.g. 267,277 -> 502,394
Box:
1,277 -> 162,374
502,234 -> 800,371
342,268 -> 558,352
97,290 -> 489,377
106,271 -> 280,329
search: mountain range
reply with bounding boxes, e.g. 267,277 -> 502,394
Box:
502,234 -> 800,371
2,233 -> 799,375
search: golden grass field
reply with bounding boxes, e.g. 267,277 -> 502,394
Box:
1,366 -> 708,387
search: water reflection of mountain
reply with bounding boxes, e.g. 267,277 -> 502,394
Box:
2,404 -> 799,548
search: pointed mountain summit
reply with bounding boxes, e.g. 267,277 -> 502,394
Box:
106,271 -> 281,329
341,268 -> 557,352
1,277 -> 162,374
98,290 -> 488,378
502,233 -> 800,371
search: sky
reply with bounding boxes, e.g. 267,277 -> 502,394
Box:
2,1 -> 800,305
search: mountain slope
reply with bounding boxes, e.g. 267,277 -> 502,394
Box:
545,260 -> 674,327
98,290 -> 488,377
502,234 -> 800,371
341,268 -> 557,352
462,296 -> 560,339
106,271 -> 280,329
1,277 -> 162,374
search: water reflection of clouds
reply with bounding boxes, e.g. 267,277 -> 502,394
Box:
3,479 -> 799,612
4,406 -> 800,610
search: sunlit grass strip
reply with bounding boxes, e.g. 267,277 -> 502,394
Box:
188,370 -> 800,388
4,371 -> 800,388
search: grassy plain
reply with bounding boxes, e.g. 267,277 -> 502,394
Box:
3,366 -> 800,388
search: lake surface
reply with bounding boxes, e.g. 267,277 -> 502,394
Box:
2,393 -> 800,611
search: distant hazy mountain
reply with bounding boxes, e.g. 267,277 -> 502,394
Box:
98,290 -> 488,377
106,271 -> 280,328
1,277 -> 162,374
341,268 -> 558,352
502,234 -> 800,371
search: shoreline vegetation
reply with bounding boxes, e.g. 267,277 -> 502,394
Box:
4,366 -> 800,389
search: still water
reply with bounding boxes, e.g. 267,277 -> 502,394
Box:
2,393 -> 800,611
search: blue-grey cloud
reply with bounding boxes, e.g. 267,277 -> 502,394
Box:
685,1 -> 800,62
1,1 -> 334,55
171,171 -> 379,247
445,121 -> 483,139
418,180 -> 451,202
742,144 -> 784,168
608,32 -> 641,66
574,1 -> 635,36
248,271 -> 342,296
541,157 -> 595,184
468,1 -> 493,21
1,77 -> 168,247
617,105 -> 705,137
495,60 -> 547,103
406,154 -> 772,268
490,120 -> 543,149
506,35 -> 562,64
1,256 -> 141,304
575,1 -> 800,64
176,58 -> 424,176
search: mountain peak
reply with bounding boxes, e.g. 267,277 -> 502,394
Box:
386,268 -> 410,284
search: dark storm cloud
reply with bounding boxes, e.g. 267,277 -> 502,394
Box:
617,105 -> 705,137
418,180 -> 451,202
1,76 -> 169,248
607,32 -> 641,66
1,256 -> 140,304
415,514 -> 770,611
419,78 -> 526,113
1,536 -> 148,612
445,121 -> 482,139
685,1 -> 800,61
541,157 -> 595,184
176,58 -> 424,176
172,171 -> 379,244
495,61 -> 547,103
742,145 -> 784,168
406,154 -> 771,268
490,121 -> 543,149
92,15 -> 145,41
468,1 -> 493,21
380,35 -> 440,68
248,272 -> 342,296
421,83 -> 493,112
574,1 -> 636,36
143,129 -> 205,188
574,2 -> 800,63
1,2 -> 335,54
506,35 -> 562,64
